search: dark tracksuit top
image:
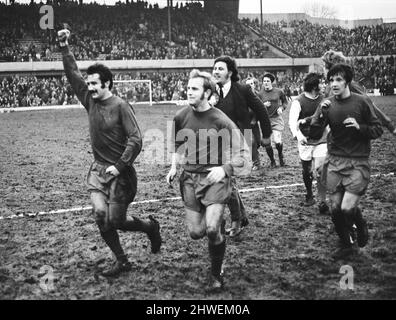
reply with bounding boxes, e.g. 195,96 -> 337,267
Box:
257,87 -> 288,118
61,46 -> 142,173
311,92 -> 383,159
172,106 -> 252,177
215,82 -> 272,139
325,81 -> 395,133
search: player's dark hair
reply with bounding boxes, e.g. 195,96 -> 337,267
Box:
87,63 -> 113,90
303,73 -> 322,92
327,63 -> 354,84
262,73 -> 275,83
214,55 -> 240,82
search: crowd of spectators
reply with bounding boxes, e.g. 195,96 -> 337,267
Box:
0,71 -> 191,107
244,19 -> 396,58
1,2 -> 395,62
0,75 -> 79,108
352,55 -> 396,95
0,1 -> 395,107
0,69 -> 307,107
1,53 -> 394,108
0,1 -> 278,62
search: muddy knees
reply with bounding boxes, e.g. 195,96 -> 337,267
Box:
93,208 -> 129,277
107,202 -> 162,254
93,204 -> 162,277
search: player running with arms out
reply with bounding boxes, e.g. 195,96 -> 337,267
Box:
310,64 -> 383,258
58,28 -> 161,277
166,69 -> 252,291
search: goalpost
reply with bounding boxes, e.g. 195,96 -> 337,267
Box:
113,80 -> 153,106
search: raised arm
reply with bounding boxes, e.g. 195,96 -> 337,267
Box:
58,29 -> 90,109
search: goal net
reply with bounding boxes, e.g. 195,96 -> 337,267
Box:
112,80 -> 152,106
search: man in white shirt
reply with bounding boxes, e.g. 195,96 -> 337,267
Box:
289,73 -> 329,214
212,56 -> 272,237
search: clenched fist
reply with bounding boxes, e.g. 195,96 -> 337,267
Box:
57,29 -> 70,47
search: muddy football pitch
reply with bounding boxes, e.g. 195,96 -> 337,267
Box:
0,96 -> 395,300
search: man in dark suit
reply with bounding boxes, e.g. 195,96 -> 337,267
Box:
212,56 -> 272,237
245,77 -> 263,170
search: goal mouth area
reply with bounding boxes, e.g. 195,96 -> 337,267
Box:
113,79 -> 153,106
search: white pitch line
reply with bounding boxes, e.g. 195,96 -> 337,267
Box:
0,172 -> 394,221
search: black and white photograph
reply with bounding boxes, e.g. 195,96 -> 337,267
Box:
0,0 -> 395,303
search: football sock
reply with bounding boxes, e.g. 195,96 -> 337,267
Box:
208,240 -> 226,277
265,145 -> 275,162
302,160 -> 313,197
100,229 -> 126,261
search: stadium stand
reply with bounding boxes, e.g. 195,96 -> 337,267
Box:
0,1 -> 395,107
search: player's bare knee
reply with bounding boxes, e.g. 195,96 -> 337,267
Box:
108,215 -> 125,230
341,204 -> 356,212
206,227 -> 220,242
330,203 -> 341,214
189,229 -> 205,240
94,209 -> 106,226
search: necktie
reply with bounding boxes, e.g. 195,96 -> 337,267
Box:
218,84 -> 224,99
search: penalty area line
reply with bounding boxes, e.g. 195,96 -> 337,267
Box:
1,172 -> 394,221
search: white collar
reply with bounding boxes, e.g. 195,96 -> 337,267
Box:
218,80 -> 231,97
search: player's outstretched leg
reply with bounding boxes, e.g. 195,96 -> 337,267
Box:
147,215 -> 162,253
115,213 -> 162,254
91,193 -> 133,277
226,188 -> 248,238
